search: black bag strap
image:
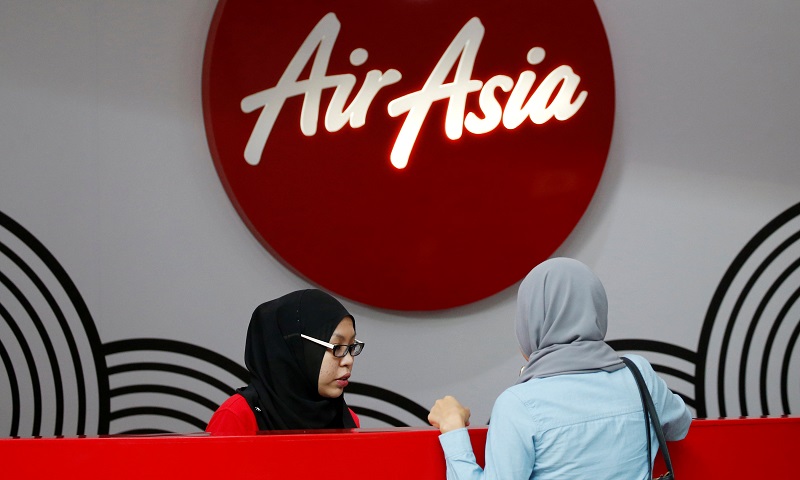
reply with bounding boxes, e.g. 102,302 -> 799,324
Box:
621,357 -> 675,479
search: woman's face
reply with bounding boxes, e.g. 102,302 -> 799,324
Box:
317,317 -> 356,398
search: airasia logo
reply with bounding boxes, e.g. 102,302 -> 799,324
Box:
243,14 -> 587,170
204,0 -> 614,310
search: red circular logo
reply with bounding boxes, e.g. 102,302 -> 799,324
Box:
203,0 -> 614,310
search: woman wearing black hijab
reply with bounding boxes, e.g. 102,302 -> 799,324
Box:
206,289 -> 364,434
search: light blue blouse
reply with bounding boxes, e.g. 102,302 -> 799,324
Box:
438,354 -> 692,480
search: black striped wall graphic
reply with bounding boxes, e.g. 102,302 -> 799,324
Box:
696,202 -> 800,418
0,210 -> 108,437
2,204 -> 799,436
103,338 -> 248,434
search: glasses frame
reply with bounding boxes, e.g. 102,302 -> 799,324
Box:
300,334 -> 364,358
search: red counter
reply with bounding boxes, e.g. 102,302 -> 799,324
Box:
2,416 -> 797,479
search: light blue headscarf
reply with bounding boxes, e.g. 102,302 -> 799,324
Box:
516,258 -> 623,383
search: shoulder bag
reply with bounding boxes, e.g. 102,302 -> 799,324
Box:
621,356 -> 675,480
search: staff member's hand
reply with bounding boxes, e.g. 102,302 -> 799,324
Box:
429,395 -> 471,434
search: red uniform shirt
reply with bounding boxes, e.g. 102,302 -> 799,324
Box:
206,393 -> 360,435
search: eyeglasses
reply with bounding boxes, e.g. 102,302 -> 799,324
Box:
301,334 -> 365,358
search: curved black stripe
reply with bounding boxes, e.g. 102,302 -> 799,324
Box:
109,384 -> 219,411
651,364 -> 694,384
346,382 -> 429,423
0,240 -> 88,434
0,210 -> 109,434
780,320 -> 800,414
116,428 -> 173,435
0,339 -> 21,436
606,339 -> 697,364
698,202 -> 800,418
103,338 -> 248,384
109,407 -> 208,431
0,301 -> 42,435
759,285 -> 800,414
106,362 -> 235,395
348,406 -> 409,427
737,257 -> 800,416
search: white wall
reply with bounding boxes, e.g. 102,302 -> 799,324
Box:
1,1 -> 799,435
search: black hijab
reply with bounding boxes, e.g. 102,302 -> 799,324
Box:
236,289 -> 357,430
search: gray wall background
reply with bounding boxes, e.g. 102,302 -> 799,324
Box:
1,1 -> 799,435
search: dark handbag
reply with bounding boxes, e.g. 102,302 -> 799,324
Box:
621,357 -> 675,480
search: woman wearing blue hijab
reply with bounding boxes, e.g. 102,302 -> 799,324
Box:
429,258 -> 691,479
